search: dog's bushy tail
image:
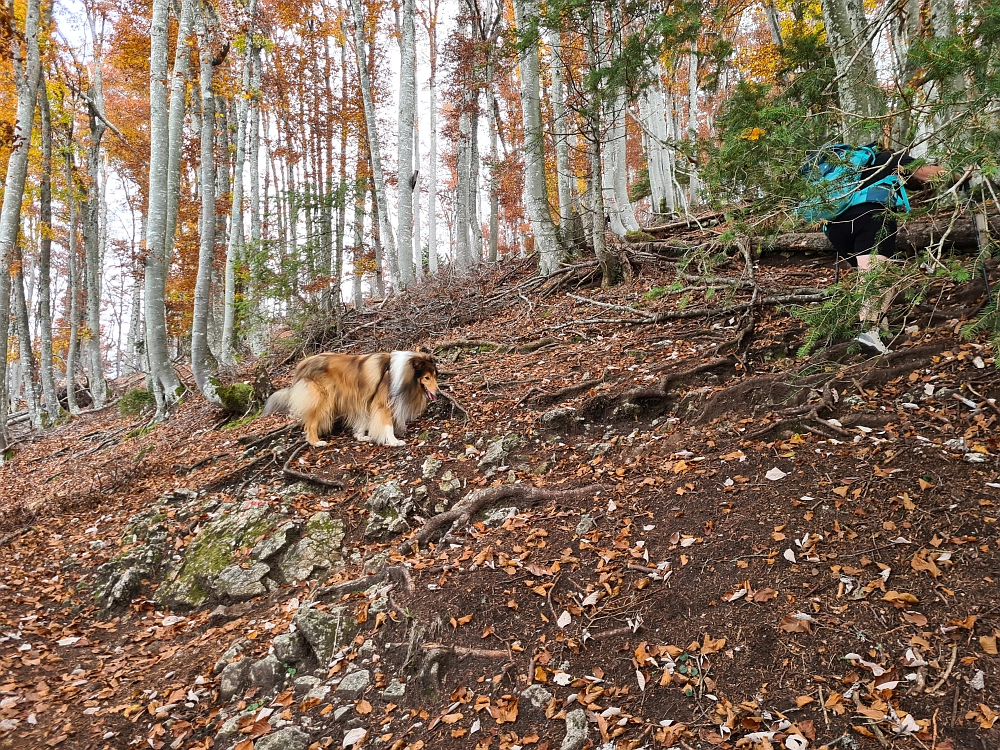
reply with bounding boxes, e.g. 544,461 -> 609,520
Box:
263,388 -> 292,416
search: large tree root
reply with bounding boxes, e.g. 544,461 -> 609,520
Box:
400,484 -> 605,553
571,357 -> 734,423
282,443 -> 346,489
310,563 -> 414,602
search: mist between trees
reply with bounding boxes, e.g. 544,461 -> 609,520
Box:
0,0 -> 996,445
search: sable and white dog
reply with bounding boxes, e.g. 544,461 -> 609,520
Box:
264,350 -> 439,447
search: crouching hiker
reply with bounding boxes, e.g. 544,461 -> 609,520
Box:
796,140 -> 949,354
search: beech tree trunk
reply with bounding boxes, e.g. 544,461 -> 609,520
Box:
0,0 -> 42,448
66,152 -> 81,416
13,246 -> 41,429
547,25 -> 572,240
144,0 -> 183,413
512,0 -> 561,275
396,0 -> 416,286
83,7 -> 108,408
413,110 -> 422,277
192,0 -> 220,404
221,0 -> 256,365
820,0 -> 883,136
164,0 -> 194,273
350,0 -> 399,288
37,69 -> 59,420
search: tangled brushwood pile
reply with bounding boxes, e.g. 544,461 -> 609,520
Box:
0,245 -> 999,750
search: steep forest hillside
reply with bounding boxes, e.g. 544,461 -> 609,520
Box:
1,247 -> 998,750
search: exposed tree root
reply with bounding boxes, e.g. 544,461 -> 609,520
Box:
436,339 -> 502,352
400,484 -> 606,553
569,358 -> 734,423
516,336 -> 558,353
310,563 -> 414,602
436,389 -> 471,420
529,369 -> 612,407
281,442 -> 346,489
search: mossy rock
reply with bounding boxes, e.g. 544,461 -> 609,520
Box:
216,382 -> 256,416
155,504 -> 280,607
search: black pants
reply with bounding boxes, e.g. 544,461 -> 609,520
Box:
824,205 -> 898,267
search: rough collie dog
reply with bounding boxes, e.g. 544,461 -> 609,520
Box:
264,351 -> 438,447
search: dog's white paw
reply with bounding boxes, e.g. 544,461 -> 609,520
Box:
311,440 -> 328,447
384,437 -> 406,447
356,435 -> 372,443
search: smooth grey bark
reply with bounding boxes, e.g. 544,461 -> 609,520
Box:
191,0 -> 221,404
512,0 -> 561,274
686,47 -> 701,207
144,0 -> 183,412
350,0 -> 399,287
547,25 -> 572,241
370,180 -> 386,297
247,44 -> 266,354
221,0 -> 256,365
13,246 -> 41,428
164,0 -> 194,268
66,152 -> 81,416
584,10 -> 617,287
0,0 -> 41,447
820,0 -> 883,136
413,110 -> 422,277
124,253 -> 143,377
396,0 -> 416,286
486,88 -> 499,262
469,106 -> 483,263
352,159 -> 365,310
455,106 -> 471,267
37,70 -> 59,420
428,72 -> 439,275
83,8 -> 108,408
604,5 -> 640,234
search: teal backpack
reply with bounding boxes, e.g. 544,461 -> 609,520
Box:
795,144 -> 911,225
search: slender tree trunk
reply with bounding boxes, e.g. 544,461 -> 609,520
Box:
83,9 -> 108,408
413,110 -> 422,277
585,10 -> 618,287
0,0 -> 42,447
144,0 -> 183,413
686,46 -> 701,207
820,0 -> 884,137
396,0 -> 416,286
221,0 -> 256,365
13,246 -> 41,428
456,107 -> 470,267
352,159 -> 365,310
469,106 -> 483,263
191,0 -> 221,403
38,69 -> 59,420
486,88 -> 499,261
512,0 -> 562,274
350,0 -> 399,287
165,0 -> 194,268
247,45 -> 265,353
547,25 -> 572,241
66,154 -> 81,416
427,26 -> 439,275
370,180 -> 386,297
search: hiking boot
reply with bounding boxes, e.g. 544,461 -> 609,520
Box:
855,329 -> 890,355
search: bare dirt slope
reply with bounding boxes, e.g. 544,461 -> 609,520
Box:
1,250 -> 998,750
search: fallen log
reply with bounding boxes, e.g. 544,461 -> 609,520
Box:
632,212 -> 999,257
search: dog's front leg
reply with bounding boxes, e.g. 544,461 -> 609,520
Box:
370,410 -> 405,446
